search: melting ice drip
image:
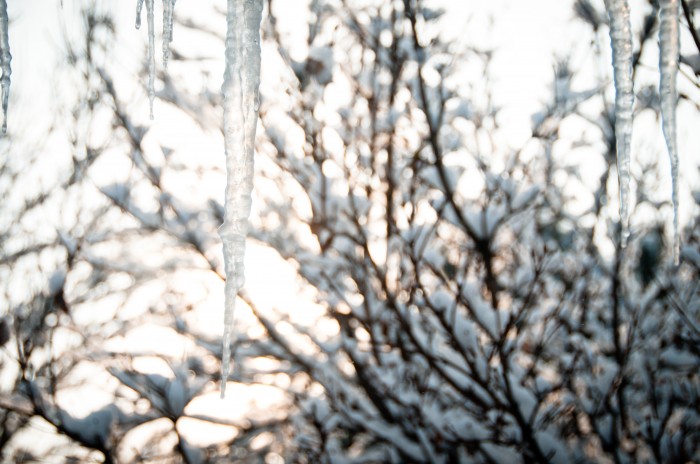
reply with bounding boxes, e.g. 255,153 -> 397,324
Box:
218,0 -> 263,398
0,0 -> 11,134
605,0 -> 681,263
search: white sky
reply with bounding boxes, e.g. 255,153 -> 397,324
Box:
9,0 -> 579,136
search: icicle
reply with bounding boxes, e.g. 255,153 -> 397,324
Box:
604,0 -> 634,247
218,0 -> 263,398
659,0 -> 680,265
162,0 -> 175,69
146,0 -> 155,119
0,0 -> 11,134
135,0 -> 145,29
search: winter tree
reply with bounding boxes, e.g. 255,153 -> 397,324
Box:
0,0 -> 699,462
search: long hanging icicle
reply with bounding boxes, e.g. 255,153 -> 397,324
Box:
162,0 -> 176,69
146,0 -> 156,119
0,0 -> 11,134
604,0 -> 634,247
219,0 -> 263,398
659,0 -> 681,265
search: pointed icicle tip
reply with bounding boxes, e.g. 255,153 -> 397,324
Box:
604,0 -> 634,248
219,0 -> 264,398
220,375 -> 226,399
135,0 -> 145,29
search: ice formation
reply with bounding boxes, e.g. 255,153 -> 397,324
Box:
659,0 -> 680,264
146,0 -> 156,119
162,0 -> 176,69
136,0 -> 177,118
218,0 -> 263,398
0,0 -> 11,134
604,0 -> 634,247
131,0 -> 262,396
135,0 -> 144,29
603,0 -> 682,262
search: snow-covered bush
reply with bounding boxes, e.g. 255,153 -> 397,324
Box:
0,0 -> 698,462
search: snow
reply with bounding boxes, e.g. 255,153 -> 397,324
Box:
511,185 -> 540,210
604,0 -> 634,247
166,372 -> 188,417
0,0 -> 10,134
48,270 -> 66,295
218,0 -> 264,398
658,0 -> 680,264
58,406 -> 121,450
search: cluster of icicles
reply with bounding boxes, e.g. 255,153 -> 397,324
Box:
0,0 -> 260,399
135,0 -> 176,119
135,0 -> 262,397
136,0 -> 263,398
605,0 -> 681,264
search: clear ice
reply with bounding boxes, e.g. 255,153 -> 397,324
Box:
146,0 -> 155,119
135,0 -> 145,29
0,0 -> 11,134
219,0 -> 263,398
162,0 -> 175,69
605,0 -> 634,247
659,0 -> 680,264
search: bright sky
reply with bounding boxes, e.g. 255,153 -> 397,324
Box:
9,0 -> 580,136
